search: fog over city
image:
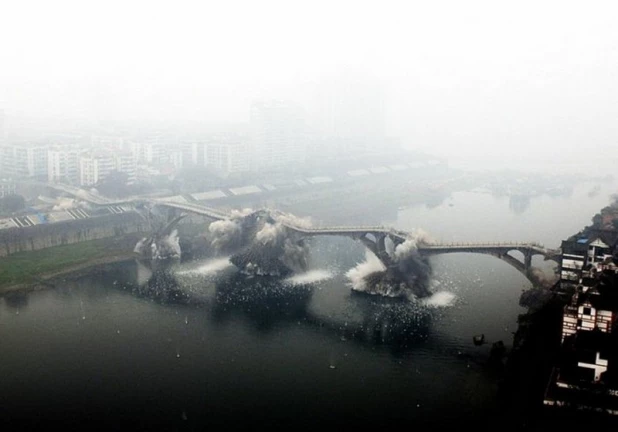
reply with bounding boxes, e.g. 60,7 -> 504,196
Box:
4,1 -> 618,429
2,0 -> 617,174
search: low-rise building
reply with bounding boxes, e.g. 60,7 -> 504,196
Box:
546,230 -> 618,412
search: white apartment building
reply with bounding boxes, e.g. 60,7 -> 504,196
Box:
143,142 -> 167,165
170,150 -> 183,170
79,151 -> 136,186
130,135 -> 178,167
1,143 -> 49,179
180,141 -> 202,167
115,152 -> 136,184
48,146 -> 80,184
250,100 -> 306,172
0,180 -> 16,198
204,135 -> 250,176
79,153 -> 115,186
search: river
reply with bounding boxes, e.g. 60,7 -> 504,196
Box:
0,177 -> 615,430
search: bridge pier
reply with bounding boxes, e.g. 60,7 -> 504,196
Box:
358,232 -> 395,267
524,251 -> 532,270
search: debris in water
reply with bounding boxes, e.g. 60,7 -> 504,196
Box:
329,364 -> 336,369
473,334 -> 485,345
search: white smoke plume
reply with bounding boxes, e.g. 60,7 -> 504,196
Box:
51,197 -> 91,211
229,208 -> 254,218
134,237 -> 148,254
346,250 -> 387,293
151,229 -> 181,260
346,228 -> 434,299
208,219 -> 242,250
281,237 -> 310,273
270,210 -> 313,229
226,209 -> 313,276
135,230 -> 182,260
255,222 -> 280,246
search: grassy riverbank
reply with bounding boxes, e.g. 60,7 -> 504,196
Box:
0,235 -> 142,292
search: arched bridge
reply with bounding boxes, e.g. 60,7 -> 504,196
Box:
149,199 -> 229,221
38,182 -> 561,284
417,242 -> 561,274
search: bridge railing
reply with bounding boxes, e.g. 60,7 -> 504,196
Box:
419,241 -> 545,248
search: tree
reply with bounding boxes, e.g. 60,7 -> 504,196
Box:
0,194 -> 25,214
95,171 -> 130,197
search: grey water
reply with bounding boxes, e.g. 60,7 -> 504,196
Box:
0,180 -> 614,430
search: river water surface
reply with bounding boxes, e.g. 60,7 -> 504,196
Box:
0,179 -> 615,429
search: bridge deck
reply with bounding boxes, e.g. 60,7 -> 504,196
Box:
38,182 -> 561,257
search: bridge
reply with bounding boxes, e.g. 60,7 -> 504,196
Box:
417,242 -> 561,278
38,182 -> 562,285
149,199 -> 230,221
277,222 -> 560,273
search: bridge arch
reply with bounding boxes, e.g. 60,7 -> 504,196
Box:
416,245 -> 559,286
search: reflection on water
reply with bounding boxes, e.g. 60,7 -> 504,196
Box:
3,291 -> 29,310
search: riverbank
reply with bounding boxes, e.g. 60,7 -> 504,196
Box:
0,234 -> 143,294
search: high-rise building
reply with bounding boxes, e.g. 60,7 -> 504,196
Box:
179,140 -> 203,167
203,133 -> 250,177
48,145 -> 80,184
79,152 -> 115,186
114,151 -> 136,184
170,150 -> 183,170
311,74 -> 386,157
79,150 -> 135,186
1,142 -> 49,180
143,142 -> 167,165
130,134 -> 179,167
250,100 -> 306,172
0,180 -> 16,198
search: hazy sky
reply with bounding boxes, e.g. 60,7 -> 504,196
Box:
2,0 -> 617,167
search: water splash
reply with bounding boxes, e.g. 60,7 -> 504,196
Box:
422,291 -> 456,307
345,250 -> 387,293
283,269 -> 334,286
177,257 -> 233,276
346,229 -> 433,298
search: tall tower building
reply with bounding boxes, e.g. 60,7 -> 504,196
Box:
48,145 -> 80,184
311,74 -> 386,157
203,133 -> 250,177
250,100 -> 306,172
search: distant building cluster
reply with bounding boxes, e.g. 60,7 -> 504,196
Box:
0,139 -> 137,187
0,78 -> 396,190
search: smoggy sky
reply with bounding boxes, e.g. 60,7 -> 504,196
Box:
2,0 -> 617,168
